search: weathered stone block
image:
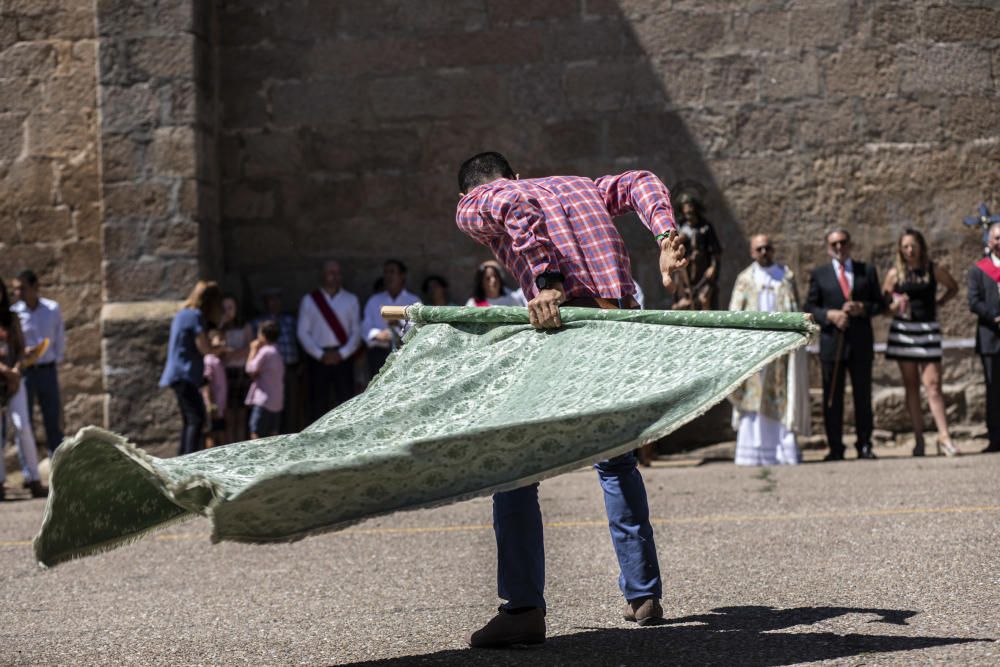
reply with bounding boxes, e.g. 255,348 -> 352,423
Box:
943,96 -> 1000,142
64,321 -> 102,363
633,10 -> 725,56
871,3 -> 918,45
42,72 -> 98,113
795,100 -> 860,149
0,158 -> 55,211
222,183 -> 276,220
56,154 -> 100,210
221,44 -> 304,82
564,62 -> 663,113
369,71 -> 506,121
60,363 -> 104,395
924,5 -> 1000,43
74,201 -> 101,240
18,206 -> 73,243
47,283 -> 101,325
62,239 -> 102,283
761,53 -> 820,101
128,35 -> 196,82
0,42 -> 57,78
0,77 -> 43,114
656,57 -> 704,108
102,181 -> 170,221
704,56 -> 760,104
0,112 -> 25,162
788,0 -> 853,48
271,80 -> 366,125
14,2 -> 95,41
150,126 -> 196,176
99,83 -> 156,133
734,106 -> 793,153
899,45 -> 992,96
149,219 -> 200,258
862,98 -> 943,143
823,49 -> 899,97
26,111 -> 94,158
63,390 -> 105,433
100,133 -> 147,183
730,10 -> 789,51
2,243 -> 58,283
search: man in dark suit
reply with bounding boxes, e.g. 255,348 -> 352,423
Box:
968,221 -> 1000,453
805,228 -> 884,460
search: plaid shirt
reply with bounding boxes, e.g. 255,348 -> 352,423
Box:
456,171 -> 675,300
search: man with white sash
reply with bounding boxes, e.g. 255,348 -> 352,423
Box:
728,234 -> 810,465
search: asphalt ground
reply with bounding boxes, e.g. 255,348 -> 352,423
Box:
2,447 -> 999,666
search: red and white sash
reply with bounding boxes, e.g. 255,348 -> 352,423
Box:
310,290 -> 348,345
976,256 -> 1000,284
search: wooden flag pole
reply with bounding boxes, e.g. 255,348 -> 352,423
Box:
381,305 -> 409,321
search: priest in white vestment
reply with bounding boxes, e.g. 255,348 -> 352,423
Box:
728,235 -> 811,465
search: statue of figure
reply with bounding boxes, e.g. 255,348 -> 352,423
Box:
672,184 -> 722,310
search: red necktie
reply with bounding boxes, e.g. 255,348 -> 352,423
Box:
837,263 -> 851,300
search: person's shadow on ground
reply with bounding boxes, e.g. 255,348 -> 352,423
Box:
337,604 -> 991,666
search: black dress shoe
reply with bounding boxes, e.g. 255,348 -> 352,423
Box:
823,451 -> 845,462
857,445 -> 877,459
982,445 -> 1000,454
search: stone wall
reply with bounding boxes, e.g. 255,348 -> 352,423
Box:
214,0 -> 999,445
2,0 -> 998,453
94,0 -> 219,444
0,0 -> 104,443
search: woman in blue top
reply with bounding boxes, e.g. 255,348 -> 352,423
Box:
160,281 -> 224,456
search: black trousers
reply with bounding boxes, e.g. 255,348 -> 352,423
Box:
171,380 -> 205,456
983,354 -> 1000,448
306,356 -> 354,424
821,356 -> 874,455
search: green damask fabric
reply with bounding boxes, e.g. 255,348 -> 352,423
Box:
34,306 -> 816,567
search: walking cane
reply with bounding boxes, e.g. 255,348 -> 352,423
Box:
826,329 -> 845,409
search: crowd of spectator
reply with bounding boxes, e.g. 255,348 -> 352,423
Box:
2,217 -> 999,490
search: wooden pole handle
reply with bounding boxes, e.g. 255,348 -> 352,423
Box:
381,305 -> 409,321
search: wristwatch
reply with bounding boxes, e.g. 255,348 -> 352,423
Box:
534,271 -> 565,291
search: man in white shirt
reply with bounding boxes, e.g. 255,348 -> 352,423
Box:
297,260 -> 361,423
12,270 -> 66,453
361,259 -> 420,377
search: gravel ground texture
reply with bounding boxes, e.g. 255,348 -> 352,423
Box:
2,446 -> 999,666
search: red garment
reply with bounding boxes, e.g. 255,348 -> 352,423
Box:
456,171 -> 675,300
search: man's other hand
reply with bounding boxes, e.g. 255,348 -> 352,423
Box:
659,232 -> 688,294
827,309 -> 849,330
321,350 -> 342,365
843,300 -> 865,317
528,284 -> 566,329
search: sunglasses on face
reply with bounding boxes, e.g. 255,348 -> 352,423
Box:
755,245 -> 773,252
828,239 -> 848,247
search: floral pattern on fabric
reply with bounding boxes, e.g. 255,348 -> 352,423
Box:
35,307 -> 816,567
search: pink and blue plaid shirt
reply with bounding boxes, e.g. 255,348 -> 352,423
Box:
456,171 -> 676,300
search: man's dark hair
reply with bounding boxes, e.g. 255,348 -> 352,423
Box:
422,274 -> 448,293
458,152 -> 515,193
260,319 -> 280,343
16,269 -> 38,287
385,259 -> 407,275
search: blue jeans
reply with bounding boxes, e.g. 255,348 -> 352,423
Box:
493,451 -> 662,611
24,363 -> 63,454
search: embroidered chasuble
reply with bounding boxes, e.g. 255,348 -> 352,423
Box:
35,306 -> 816,567
727,264 -> 811,434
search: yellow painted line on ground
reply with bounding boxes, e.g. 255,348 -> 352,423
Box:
3,504 -> 998,548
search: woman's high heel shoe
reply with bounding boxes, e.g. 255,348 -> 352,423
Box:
912,437 -> 926,457
937,440 -> 960,457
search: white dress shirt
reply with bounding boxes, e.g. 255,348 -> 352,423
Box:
12,297 -> 65,364
297,288 -> 361,361
362,289 -> 421,349
992,252 -> 1000,297
832,257 -> 854,291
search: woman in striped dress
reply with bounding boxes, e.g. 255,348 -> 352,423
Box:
882,229 -> 960,456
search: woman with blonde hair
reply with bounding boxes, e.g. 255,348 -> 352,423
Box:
159,281 -> 225,456
882,229 -> 960,456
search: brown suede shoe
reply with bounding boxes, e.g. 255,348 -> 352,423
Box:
622,597 -> 664,626
468,608 -> 545,648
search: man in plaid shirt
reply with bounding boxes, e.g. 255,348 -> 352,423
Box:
455,152 -> 687,648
